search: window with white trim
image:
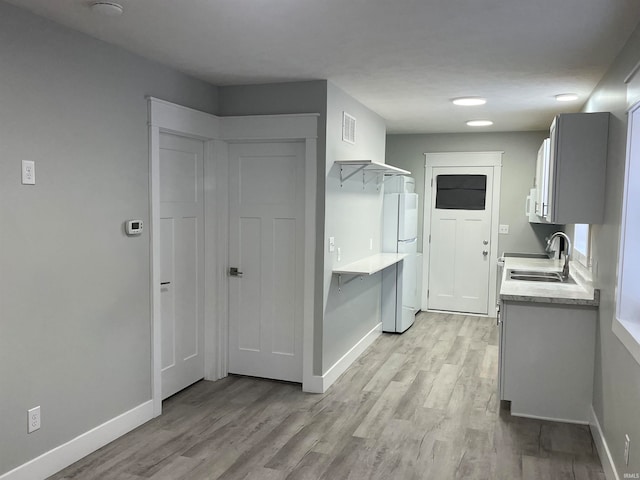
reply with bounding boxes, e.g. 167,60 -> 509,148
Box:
572,224 -> 591,267
615,100 -> 640,365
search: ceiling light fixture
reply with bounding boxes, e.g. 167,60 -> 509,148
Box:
466,120 -> 493,127
90,2 -> 124,16
555,93 -> 579,102
452,97 -> 487,106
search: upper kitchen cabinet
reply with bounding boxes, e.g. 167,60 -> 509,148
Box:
534,138 -> 551,218
539,112 -> 610,224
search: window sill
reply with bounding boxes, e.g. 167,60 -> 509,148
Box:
613,317 -> 640,367
570,258 -> 593,285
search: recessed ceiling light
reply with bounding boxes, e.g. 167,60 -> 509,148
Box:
452,97 -> 487,106
466,120 -> 493,127
90,2 -> 124,16
555,93 -> 579,102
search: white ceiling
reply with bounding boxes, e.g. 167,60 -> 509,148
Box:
7,0 -> 640,133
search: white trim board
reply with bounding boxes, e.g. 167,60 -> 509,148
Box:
421,151 -> 503,317
305,322 -> 382,393
423,151 -> 504,167
0,401 -> 153,480
590,406 -> 620,480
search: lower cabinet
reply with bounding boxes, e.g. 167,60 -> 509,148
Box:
499,300 -> 597,423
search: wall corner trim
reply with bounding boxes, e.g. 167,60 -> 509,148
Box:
303,322 -> 382,394
0,401 -> 154,480
589,405 -> 620,480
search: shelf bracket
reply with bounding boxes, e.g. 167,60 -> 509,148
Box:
337,273 -> 363,292
340,165 -> 367,187
364,172 -> 382,186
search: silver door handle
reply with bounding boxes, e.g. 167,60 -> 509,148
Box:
229,267 -> 243,277
483,250 -> 489,256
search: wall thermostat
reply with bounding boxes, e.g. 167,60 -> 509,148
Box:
125,220 -> 143,236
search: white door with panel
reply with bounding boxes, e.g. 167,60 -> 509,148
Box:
228,142 -> 305,382
428,166 -> 494,314
159,133 -> 205,399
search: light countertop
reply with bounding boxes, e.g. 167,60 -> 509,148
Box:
500,257 -> 599,306
332,253 -> 408,275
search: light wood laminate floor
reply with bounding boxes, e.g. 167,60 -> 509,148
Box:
49,312 -> 604,480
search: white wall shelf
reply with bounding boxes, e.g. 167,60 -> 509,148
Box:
333,253 -> 407,292
333,253 -> 407,275
335,160 -> 410,188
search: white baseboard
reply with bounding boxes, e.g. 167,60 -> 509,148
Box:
510,410 -> 589,425
590,405 -> 620,480
0,400 -> 154,480
303,322 -> 382,394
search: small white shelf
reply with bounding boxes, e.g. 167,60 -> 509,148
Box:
333,253 -> 408,275
335,160 -> 410,187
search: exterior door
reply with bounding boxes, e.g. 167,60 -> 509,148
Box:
159,133 -> 205,399
228,142 -> 305,382
428,166 -> 494,314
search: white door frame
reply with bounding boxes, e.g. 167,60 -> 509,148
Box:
422,152 -> 503,318
148,97 -> 318,416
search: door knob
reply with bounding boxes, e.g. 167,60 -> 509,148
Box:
229,267 -> 243,277
483,250 -> 489,256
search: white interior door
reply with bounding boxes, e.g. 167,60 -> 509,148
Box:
428,166 -> 494,314
228,142 -> 305,383
159,133 -> 205,399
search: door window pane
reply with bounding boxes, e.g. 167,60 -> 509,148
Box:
436,174 -> 487,210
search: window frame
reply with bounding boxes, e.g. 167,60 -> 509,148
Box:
614,99 -> 640,366
572,224 -> 591,268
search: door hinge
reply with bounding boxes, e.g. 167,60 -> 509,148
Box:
430,178 -> 433,187
427,289 -> 430,298
428,234 -> 431,243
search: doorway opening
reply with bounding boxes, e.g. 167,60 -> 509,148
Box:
422,152 -> 502,317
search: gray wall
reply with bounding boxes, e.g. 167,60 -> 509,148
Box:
582,23 -> 640,477
323,82 -> 387,371
385,132 -> 559,255
219,80 -> 389,375
0,2 -> 218,475
218,81 -> 328,375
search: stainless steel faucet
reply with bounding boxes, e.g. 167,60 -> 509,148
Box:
546,231 -> 572,280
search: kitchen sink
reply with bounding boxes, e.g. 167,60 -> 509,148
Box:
508,269 -> 575,283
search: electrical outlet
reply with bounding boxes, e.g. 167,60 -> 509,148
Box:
625,434 -> 631,466
28,406 -> 40,433
499,224 -> 510,234
369,238 -> 373,250
22,160 -> 35,185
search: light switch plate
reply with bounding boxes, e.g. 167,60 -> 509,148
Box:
329,237 -> 335,253
22,160 -> 35,185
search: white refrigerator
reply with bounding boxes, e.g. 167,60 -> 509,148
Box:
381,191 -> 419,333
